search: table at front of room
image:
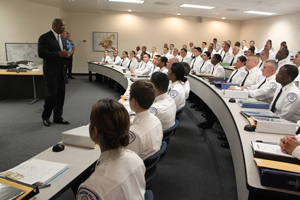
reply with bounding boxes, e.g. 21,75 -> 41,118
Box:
0,70 -> 45,103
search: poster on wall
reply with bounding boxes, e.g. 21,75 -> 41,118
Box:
5,43 -> 42,65
93,32 -> 118,52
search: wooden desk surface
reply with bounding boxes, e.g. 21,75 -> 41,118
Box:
0,70 -> 43,76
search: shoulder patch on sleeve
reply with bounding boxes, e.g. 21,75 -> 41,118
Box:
259,75 -> 265,80
269,82 -> 277,89
169,90 -> 178,99
287,92 -> 298,103
240,72 -> 246,78
129,131 -> 136,144
77,188 -> 99,200
149,107 -> 158,115
217,68 -> 223,73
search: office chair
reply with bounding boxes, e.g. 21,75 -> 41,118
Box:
144,141 -> 167,189
176,106 -> 185,119
144,190 -> 154,200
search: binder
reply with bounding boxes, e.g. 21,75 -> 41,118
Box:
0,177 -> 39,200
237,99 -> 270,109
214,81 -> 239,89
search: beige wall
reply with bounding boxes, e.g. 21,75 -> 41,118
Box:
240,12 -> 300,54
0,0 -> 66,61
66,11 -> 242,73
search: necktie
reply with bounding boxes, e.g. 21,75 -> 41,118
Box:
241,71 -> 250,86
103,56 -> 106,62
151,54 -> 153,58
181,58 -> 184,62
259,62 -> 263,69
230,57 -> 235,66
114,57 -> 116,62
211,66 -> 215,74
58,35 -> 63,50
128,59 -> 132,69
270,88 -> 283,113
121,59 -> 124,66
222,53 -> 226,61
228,70 -> 238,83
199,62 -> 205,72
191,58 -> 195,69
258,78 -> 266,89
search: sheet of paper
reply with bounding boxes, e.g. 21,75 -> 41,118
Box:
252,142 -> 294,158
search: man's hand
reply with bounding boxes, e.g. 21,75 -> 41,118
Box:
240,86 -> 248,91
280,136 -> 300,154
130,69 -> 135,73
59,50 -> 70,58
228,87 -> 236,90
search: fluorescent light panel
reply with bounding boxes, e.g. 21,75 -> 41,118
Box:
243,10 -> 277,15
180,4 -> 215,9
108,0 -> 144,4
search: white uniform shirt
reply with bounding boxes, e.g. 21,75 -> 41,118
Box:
221,51 -> 234,64
277,58 -> 290,74
120,57 -> 130,68
168,80 -> 185,110
201,47 -> 208,54
269,51 -> 276,59
159,67 -> 168,74
292,135 -> 300,160
179,56 -> 191,65
150,52 -> 159,60
248,74 -> 279,104
150,66 -> 160,75
294,66 -> 300,81
162,53 -> 172,59
128,58 -> 139,69
109,56 -> 122,65
183,78 -> 190,99
214,43 -> 221,51
76,148 -> 145,200
128,110 -> 163,160
257,60 -> 265,70
227,66 -> 247,85
211,63 -> 225,78
138,61 -> 145,69
230,53 -> 241,66
271,82 -> 300,123
198,60 -> 213,74
149,93 -> 176,131
101,55 -> 111,65
135,61 -> 153,75
190,55 -> 203,71
240,66 -> 263,87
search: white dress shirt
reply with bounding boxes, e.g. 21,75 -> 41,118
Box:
257,60 -> 265,70
135,61 -> 154,75
190,55 -> 203,71
168,80 -> 185,110
221,51 -> 234,64
240,66 -> 263,87
120,57 -> 130,68
109,56 -> 121,65
150,52 -> 159,60
230,53 -> 241,66
76,148 -> 145,200
227,66 -> 247,85
159,66 -> 168,74
294,66 -> 300,82
269,51 -> 276,59
149,93 -> 176,131
214,43 -> 221,51
292,135 -> 300,160
179,56 -> 191,65
248,74 -> 279,104
128,58 -> 139,69
198,60 -> 213,74
136,50 -> 142,59
162,53 -> 172,59
183,78 -> 190,99
128,110 -> 163,160
271,82 -> 300,123
201,47 -> 208,54
101,55 -> 111,65
211,63 -> 225,78
277,58 -> 290,74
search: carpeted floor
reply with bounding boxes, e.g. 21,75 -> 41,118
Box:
0,75 -> 237,200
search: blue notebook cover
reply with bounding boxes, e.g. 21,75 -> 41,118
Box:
238,100 -> 270,109
214,81 -> 239,90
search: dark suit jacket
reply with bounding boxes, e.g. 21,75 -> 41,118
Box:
38,30 -> 68,82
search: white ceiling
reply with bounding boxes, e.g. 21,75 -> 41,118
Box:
25,0 -> 300,20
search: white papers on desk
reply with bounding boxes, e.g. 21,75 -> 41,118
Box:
0,159 -> 68,185
251,142 -> 294,158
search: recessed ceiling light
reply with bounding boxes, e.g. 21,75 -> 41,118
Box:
221,17 -> 226,19
177,13 -> 181,15
128,10 -> 132,12
243,10 -> 277,15
108,0 -> 144,4
180,4 -> 215,9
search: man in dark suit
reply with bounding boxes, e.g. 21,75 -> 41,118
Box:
38,18 -> 70,126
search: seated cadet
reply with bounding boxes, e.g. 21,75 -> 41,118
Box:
280,135 -> 300,160
220,43 -> 234,64
128,50 -> 139,70
217,41 -> 227,55
179,48 -> 191,64
141,46 -> 150,55
210,54 -> 225,78
109,50 -> 122,65
120,51 -> 130,68
249,40 -> 258,54
76,99 -> 145,200
131,53 -> 153,75
101,50 -> 111,65
127,81 -> 163,160
246,46 -> 255,57
167,62 -> 187,110
227,56 -> 247,85
152,54 -> 160,68
172,48 -> 180,59
270,64 -> 300,123
208,45 -> 216,56
150,72 -> 176,131
276,48 -> 290,73
136,46 -> 141,60
201,42 -> 208,54
264,43 -> 276,59
241,40 -> 248,54
156,56 -> 169,74
181,62 -> 191,99
294,51 -> 300,81
169,44 -> 175,55
136,51 -> 146,69
230,46 -> 242,66
231,60 -> 279,104
162,47 -> 172,59
230,55 -> 262,87
197,51 -> 213,74
190,47 -> 203,71
150,46 -> 158,60
159,43 -> 168,55
257,50 -> 269,70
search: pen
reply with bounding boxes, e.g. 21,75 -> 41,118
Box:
39,184 -> 51,189
256,140 -> 279,145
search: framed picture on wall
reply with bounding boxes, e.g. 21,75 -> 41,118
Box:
93,32 -> 118,52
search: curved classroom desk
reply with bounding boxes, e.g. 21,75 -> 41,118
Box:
87,62 -> 300,200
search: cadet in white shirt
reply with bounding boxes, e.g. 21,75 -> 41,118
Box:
228,56 -> 247,85
230,46 -> 242,66
162,47 -> 172,59
276,48 -> 290,74
131,53 -> 154,75
213,38 -> 221,52
246,46 -> 255,57
190,47 -> 203,71
210,54 -> 225,78
171,48 -> 180,59
141,46 -> 150,55
182,62 -> 191,99
201,42 -> 208,55
179,48 -> 191,64
109,50 -> 122,65
241,40 -> 248,55
169,44 -> 175,55
293,51 -> 300,81
128,50 -> 139,69
197,51 -> 213,74
238,55 -> 263,87
150,46 -> 159,60
136,46 -> 141,60
264,43 -> 276,59
101,50 -> 111,65
249,40 -> 258,54
167,62 -> 187,110
280,135 -> 300,160
127,81 -> 163,160
120,51 -> 130,68
270,64 -> 300,123
207,45 -> 216,57
221,43 -> 234,64
159,43 -> 168,55
150,72 -> 176,130
238,60 -> 279,104
156,56 -> 169,74
76,99 -> 145,200
257,50 -> 269,70
227,40 -> 233,54
217,41 -> 227,56
188,42 -> 194,52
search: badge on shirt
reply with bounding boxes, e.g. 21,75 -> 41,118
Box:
129,131 -> 136,144
169,90 -> 178,98
149,107 -> 158,115
269,82 -> 277,89
259,75 -> 265,80
287,92 -> 298,103
240,72 -> 246,78
217,68 -> 223,73
77,188 -> 99,200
